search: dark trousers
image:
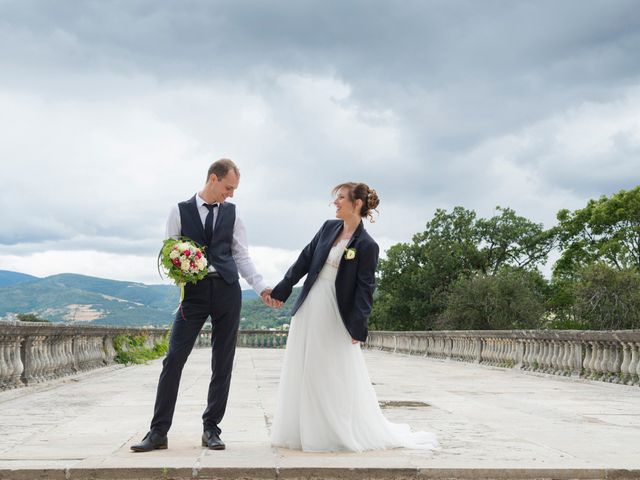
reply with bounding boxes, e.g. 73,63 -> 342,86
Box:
150,276 -> 242,436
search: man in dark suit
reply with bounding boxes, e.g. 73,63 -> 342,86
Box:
131,159 -> 281,452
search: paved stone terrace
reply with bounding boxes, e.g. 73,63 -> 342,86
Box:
0,348 -> 639,479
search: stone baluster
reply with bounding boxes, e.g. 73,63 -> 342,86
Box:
51,336 -> 62,377
581,341 -> 592,378
94,336 -> 105,367
529,339 -> 539,370
66,335 -> 77,374
635,342 -> 640,385
560,342 -> 571,376
34,335 -> 47,382
104,336 -> 117,365
620,342 -> 632,384
0,336 -> 20,389
608,342 -> 622,383
568,341 -> 582,377
490,338 -> 498,365
417,336 -> 427,355
549,341 -> 560,374
527,340 -> 537,371
538,340 -> 548,372
598,342 -> 610,380
489,338 -> 497,365
589,341 -> 601,379
8,336 -> 24,387
520,339 -> 530,370
508,339 -> 515,366
76,336 -> 86,371
451,338 -> 458,360
482,338 -> 491,365
0,337 -> 8,389
628,342 -> 640,386
43,337 -> 56,379
549,340 -> 558,373
555,341 -> 565,375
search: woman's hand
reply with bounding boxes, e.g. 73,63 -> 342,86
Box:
351,339 -> 359,345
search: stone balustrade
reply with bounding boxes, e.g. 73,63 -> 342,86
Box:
195,329 -> 288,349
0,322 -> 169,390
4,323 -> 638,390
365,330 -> 640,385
0,323 -> 289,390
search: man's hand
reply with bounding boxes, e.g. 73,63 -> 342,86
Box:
260,288 -> 283,308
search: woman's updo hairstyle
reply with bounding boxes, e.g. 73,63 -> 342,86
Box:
332,182 -> 380,223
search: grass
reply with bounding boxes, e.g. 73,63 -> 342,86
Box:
114,332 -> 169,365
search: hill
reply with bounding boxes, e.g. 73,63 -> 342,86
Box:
0,270 -> 39,287
0,271 -> 271,328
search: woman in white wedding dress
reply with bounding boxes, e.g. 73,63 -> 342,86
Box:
268,182 -> 438,452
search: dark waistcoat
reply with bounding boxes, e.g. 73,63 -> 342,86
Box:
178,195 -> 239,284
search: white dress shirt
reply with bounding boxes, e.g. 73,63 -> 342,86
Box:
165,193 -> 268,295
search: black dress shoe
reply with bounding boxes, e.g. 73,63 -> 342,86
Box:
130,431 -> 168,452
202,430 -> 225,450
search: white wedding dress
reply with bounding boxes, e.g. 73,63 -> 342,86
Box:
270,239 -> 438,452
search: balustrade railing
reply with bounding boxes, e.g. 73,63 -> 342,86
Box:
0,323 -> 289,390
4,323 -> 637,390
365,330 -> 640,386
0,322 -> 169,390
195,329 -> 288,349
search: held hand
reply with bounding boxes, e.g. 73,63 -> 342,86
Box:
351,339 -> 359,345
261,288 -> 284,308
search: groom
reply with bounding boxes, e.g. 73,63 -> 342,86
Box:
131,158 -> 281,452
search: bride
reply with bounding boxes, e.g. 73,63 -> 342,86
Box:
268,182 -> 438,452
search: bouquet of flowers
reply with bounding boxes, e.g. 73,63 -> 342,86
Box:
158,238 -> 208,286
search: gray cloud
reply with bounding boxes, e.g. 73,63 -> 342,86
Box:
1,0 -> 640,281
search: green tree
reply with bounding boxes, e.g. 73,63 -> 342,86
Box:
371,207 -> 482,330
477,207 -> 556,274
16,313 -> 50,323
371,206 -> 554,331
438,267 -> 546,330
555,185 -> 640,276
567,263 -> 640,330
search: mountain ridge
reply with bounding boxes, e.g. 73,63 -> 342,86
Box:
0,270 -> 272,328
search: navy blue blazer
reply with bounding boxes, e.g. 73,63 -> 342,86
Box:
270,219 -> 379,342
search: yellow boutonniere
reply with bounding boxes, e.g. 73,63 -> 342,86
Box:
344,247 -> 357,260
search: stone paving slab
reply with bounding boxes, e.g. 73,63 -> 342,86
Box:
1,347 -> 639,479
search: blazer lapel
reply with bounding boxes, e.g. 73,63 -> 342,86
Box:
314,221 -> 343,267
345,221 -> 364,250
337,221 -> 364,271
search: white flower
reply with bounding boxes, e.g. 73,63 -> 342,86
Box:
196,259 -> 206,270
169,250 -> 180,260
344,248 -> 357,260
180,259 -> 190,271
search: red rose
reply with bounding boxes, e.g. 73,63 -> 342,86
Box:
172,258 -> 181,266
195,250 -> 202,259
183,249 -> 191,257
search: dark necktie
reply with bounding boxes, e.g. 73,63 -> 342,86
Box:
204,203 -> 218,244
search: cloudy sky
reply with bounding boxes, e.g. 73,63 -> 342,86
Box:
1,0 -> 639,288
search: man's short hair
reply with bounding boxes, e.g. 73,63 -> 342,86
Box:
207,158 -> 240,181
